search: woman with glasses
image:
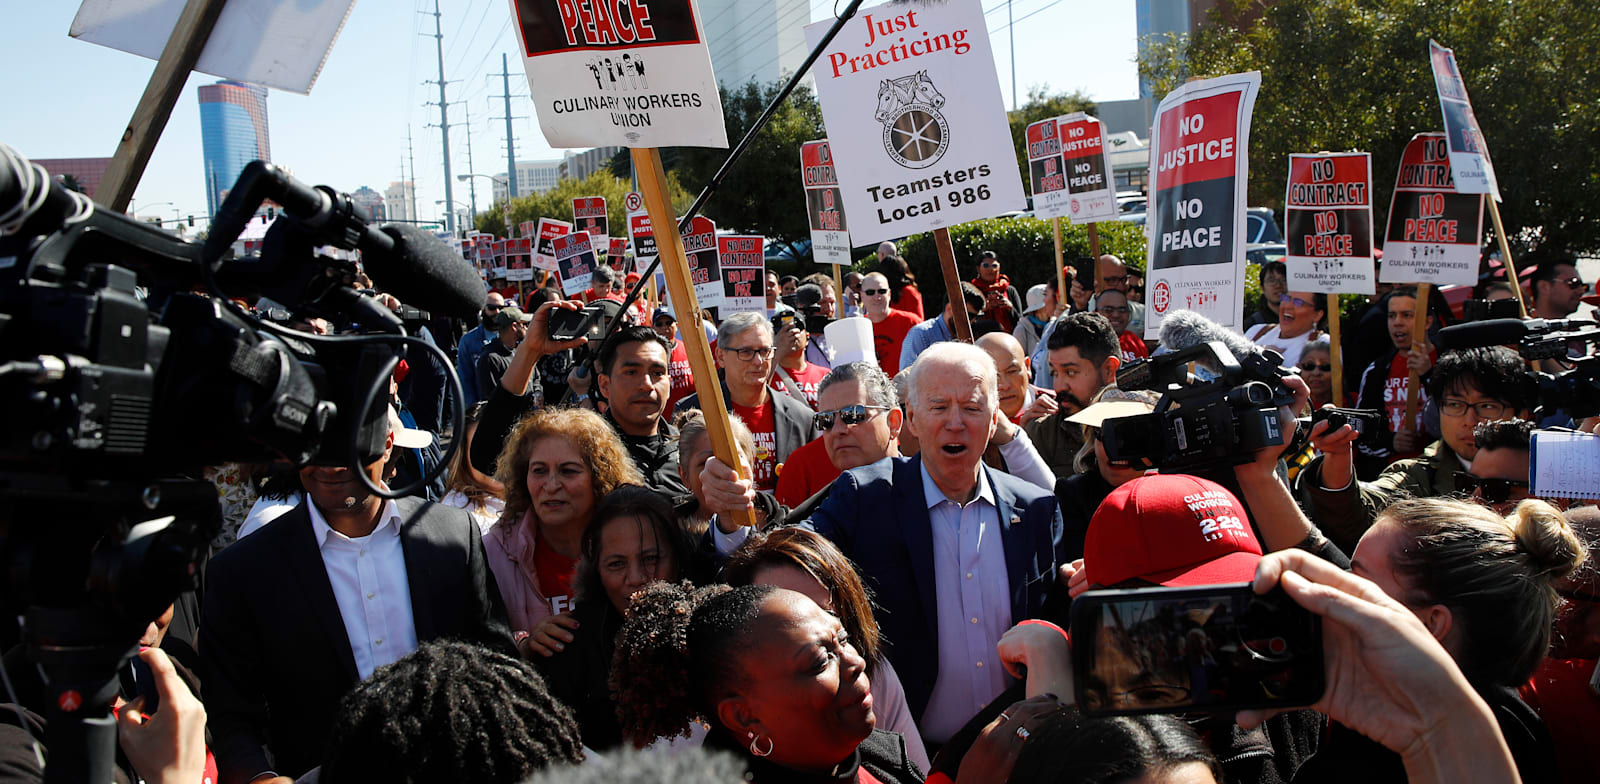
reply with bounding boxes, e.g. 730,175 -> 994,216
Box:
1297,336 -> 1336,411
1244,290 -> 1326,369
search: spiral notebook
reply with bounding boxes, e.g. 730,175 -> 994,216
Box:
1530,431 -> 1600,500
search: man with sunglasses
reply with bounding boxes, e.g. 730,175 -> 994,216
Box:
1296,346 -> 1537,552
773,362 -> 904,508
1460,418 -> 1541,516
968,250 -> 1023,333
862,271 -> 920,376
455,292 -> 506,408
675,311 -> 815,491
1529,258 -> 1586,320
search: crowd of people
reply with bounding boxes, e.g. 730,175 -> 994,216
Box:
5,240 -> 1599,784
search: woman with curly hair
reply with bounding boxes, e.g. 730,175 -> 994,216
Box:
722,528 -> 931,773
611,582 -> 923,782
488,407 -> 644,658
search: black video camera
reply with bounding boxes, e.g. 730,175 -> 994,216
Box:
1100,341 -> 1297,471
1436,316 -> 1600,418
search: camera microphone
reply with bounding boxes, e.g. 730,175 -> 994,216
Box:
1156,309 -> 1261,359
1435,317 -> 1598,351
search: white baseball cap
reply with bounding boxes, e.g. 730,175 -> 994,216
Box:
1023,284 -> 1049,315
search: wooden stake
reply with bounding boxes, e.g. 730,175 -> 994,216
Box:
1403,283 -> 1432,433
831,263 -> 844,306
1328,295 -> 1345,406
1088,222 -> 1104,292
933,227 -> 974,341
1051,217 -> 1067,316
1486,197 -> 1531,318
633,148 -> 756,528
97,0 -> 229,212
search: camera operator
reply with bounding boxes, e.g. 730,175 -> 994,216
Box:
1027,313 -> 1122,479
795,279 -> 837,369
1353,286 -> 1439,476
770,311 -> 828,409
1296,346 -> 1536,553
469,301 -> 593,478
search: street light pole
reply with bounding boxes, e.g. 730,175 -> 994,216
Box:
458,172 -> 513,236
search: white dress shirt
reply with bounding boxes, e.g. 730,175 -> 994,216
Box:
306,498 -> 419,680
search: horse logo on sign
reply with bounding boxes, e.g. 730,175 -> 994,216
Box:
876,71 -> 949,170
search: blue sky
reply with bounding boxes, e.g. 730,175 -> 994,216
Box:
1,0 -> 1136,228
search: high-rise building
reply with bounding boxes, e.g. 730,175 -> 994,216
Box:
198,80 -> 271,216
34,157 -> 113,200
349,186 -> 386,222
701,0 -> 810,88
560,146 -> 623,183
492,159 -> 563,202
384,181 -> 415,223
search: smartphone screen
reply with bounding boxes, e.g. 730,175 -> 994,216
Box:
1070,583 -> 1324,716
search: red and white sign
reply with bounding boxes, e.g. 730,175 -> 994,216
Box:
1284,152 -> 1375,294
505,237 -> 535,281
1380,132 -> 1484,286
533,218 -> 571,271
682,215 -> 721,307
1027,113 -> 1116,223
629,212 -> 657,274
572,196 -> 608,239
492,239 -> 510,279
800,140 -> 851,265
518,220 -> 537,239
509,0 -> 728,149
718,235 -> 765,314
607,236 -> 630,262
1429,40 -> 1499,200
553,231 -> 598,296
1144,71 -> 1261,337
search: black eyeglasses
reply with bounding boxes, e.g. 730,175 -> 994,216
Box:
726,346 -> 775,362
1440,399 -> 1508,419
813,404 -> 891,431
1098,305 -> 1131,315
862,288 -> 889,296
1102,275 -> 1128,286
1454,471 -> 1530,504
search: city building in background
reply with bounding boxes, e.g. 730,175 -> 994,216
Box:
34,157 -> 112,199
198,79 -> 271,216
560,146 -> 622,182
385,181 -> 415,223
491,159 -> 563,202
349,185 -> 385,221
702,0 -> 809,88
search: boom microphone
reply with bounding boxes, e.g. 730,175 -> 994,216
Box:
1435,317 -> 1598,351
371,223 -> 487,319
1156,309 -> 1262,359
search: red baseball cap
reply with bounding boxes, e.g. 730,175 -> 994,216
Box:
1084,474 -> 1262,588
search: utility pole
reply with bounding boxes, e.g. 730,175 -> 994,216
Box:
463,103 -> 479,226
492,53 -> 525,203
406,126 -> 419,223
1008,0 -> 1016,109
423,0 -> 457,234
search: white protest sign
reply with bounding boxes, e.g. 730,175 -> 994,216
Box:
533,218 -> 571,271
1057,113 -> 1119,224
1284,153 -> 1375,294
505,238 -> 535,282
626,190 -> 658,273
1429,41 -> 1500,200
800,140 -> 853,265
1380,133 -> 1483,286
508,0 -> 728,148
554,232 -> 598,296
682,216 -> 722,308
805,0 -> 1026,245
70,0 -> 354,94
1144,71 -> 1261,338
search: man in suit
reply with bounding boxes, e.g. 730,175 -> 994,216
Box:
200,418 -> 513,784
701,342 -> 1065,745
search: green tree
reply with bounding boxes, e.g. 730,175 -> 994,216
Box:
472,170 -> 692,238
1007,86 -> 1097,185
1139,0 -> 1600,256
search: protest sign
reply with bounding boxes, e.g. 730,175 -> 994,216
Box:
573,196 -> 609,239
1284,153 -> 1375,294
505,238 -> 534,281
508,0 -> 728,149
554,232 -> 599,296
533,218 -> 571,271
805,0 -> 1026,245
800,140 -> 852,265
1428,41 -> 1499,200
492,239 -> 510,279
1380,133 -> 1483,287
624,190 -> 657,272
608,236 -> 630,264
519,220 -> 538,239
1026,117 -> 1070,219
1057,113 -> 1118,224
718,235 -> 765,314
683,216 -> 722,308
1145,71 -> 1261,337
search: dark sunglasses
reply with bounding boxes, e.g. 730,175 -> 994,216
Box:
1454,471 -> 1530,504
862,288 -> 889,296
813,404 -> 891,431
1562,276 -> 1588,291
1298,363 -> 1332,372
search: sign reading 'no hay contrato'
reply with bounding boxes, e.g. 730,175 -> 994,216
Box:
509,0 -> 728,148
805,0 -> 1025,245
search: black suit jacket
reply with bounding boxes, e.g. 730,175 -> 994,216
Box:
198,496 -> 514,784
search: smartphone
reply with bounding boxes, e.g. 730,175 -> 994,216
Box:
1070,583 -> 1324,717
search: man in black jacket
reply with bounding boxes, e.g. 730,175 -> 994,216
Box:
594,325 -> 689,497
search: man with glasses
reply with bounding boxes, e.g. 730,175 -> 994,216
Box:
675,311 -> 815,491
968,250 -> 1023,333
1297,346 -> 1537,552
1094,254 -> 1145,336
1243,261 -> 1288,329
1095,288 -> 1148,360
456,292 -> 506,408
898,281 -> 986,371
1530,259 -> 1586,320
862,271 -> 920,376
772,362 -> 904,508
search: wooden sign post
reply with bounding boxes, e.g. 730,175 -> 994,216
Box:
1487,201 -> 1531,318
933,228 -> 974,342
1051,218 -> 1067,317
634,148 -> 756,527
1402,283 -> 1432,435
1088,222 -> 1104,293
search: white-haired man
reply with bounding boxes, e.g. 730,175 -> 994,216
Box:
700,342 -> 1066,745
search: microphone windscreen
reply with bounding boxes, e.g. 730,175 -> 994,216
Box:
1157,309 -> 1259,359
1435,318 -> 1528,351
374,223 -> 486,319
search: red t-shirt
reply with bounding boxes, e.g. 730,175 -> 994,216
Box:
665,338 -> 695,413
1380,351 -> 1431,459
731,398 -> 780,491
890,285 -> 924,320
770,360 -> 828,409
1119,331 -> 1150,360
1520,658 -> 1600,784
534,530 -> 578,615
774,435 -> 842,507
872,310 -> 920,376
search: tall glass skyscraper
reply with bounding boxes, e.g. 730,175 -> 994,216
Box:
198,80 -> 271,216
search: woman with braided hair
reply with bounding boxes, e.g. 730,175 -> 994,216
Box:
611,582 -> 923,783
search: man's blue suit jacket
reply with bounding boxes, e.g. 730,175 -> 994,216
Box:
805,454 -> 1066,722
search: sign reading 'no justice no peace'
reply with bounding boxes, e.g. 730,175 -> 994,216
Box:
805,0 -> 1026,245
1144,72 -> 1260,338
509,0 -> 729,148
1026,112 -> 1118,223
